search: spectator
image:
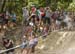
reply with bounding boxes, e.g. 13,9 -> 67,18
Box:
30,6 -> 37,23
28,34 -> 38,54
5,10 -> 10,26
63,13 -> 73,30
32,34 -> 38,53
44,7 -> 51,25
0,13 -> 4,31
21,36 -> 28,54
39,7 -> 45,23
42,25 -> 48,39
1,12 -> 8,29
2,37 -> 14,54
10,11 -> 16,27
56,14 -> 63,29
22,7 -> 29,25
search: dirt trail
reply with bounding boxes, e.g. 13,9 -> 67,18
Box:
36,32 -> 75,54
0,30 -> 75,54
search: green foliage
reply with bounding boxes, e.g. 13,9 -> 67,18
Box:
68,2 -> 75,11
57,2 -> 68,10
6,1 -> 25,22
38,0 -> 46,7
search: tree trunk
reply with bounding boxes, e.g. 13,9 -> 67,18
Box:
45,0 -> 51,6
0,0 -> 4,12
1,0 -> 6,12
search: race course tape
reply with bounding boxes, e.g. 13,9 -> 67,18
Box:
0,45 -> 21,53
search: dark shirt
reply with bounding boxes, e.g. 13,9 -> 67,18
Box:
3,40 -> 13,49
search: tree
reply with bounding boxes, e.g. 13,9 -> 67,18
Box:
0,0 -> 6,12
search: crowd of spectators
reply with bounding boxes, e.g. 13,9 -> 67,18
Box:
20,6 -> 75,54
23,6 -> 75,33
0,11 -> 16,32
1,5 -> 75,54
